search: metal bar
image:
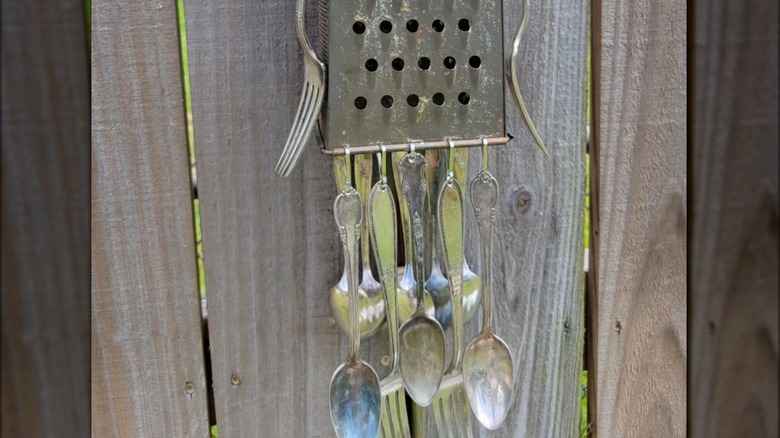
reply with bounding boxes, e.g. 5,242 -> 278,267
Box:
319,135 -> 513,157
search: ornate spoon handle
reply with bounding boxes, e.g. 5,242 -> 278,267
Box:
397,152 -> 429,314
334,184 -> 363,361
470,170 -> 499,333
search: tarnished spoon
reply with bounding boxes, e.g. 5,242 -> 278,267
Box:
397,151 -> 446,406
329,156 -> 381,438
329,156 -> 385,339
462,151 -> 514,430
391,151 -> 435,324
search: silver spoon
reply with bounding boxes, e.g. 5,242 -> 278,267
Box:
329,154 -> 381,438
397,151 -> 446,406
329,156 -> 385,339
391,151 -> 435,324
462,146 -> 514,430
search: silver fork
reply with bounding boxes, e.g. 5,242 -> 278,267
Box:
275,0 -> 326,176
369,151 -> 412,438
432,150 -> 473,438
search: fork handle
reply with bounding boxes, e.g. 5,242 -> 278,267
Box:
295,0 -> 319,61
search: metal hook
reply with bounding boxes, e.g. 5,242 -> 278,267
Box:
344,146 -> 352,187
379,144 -> 387,184
481,136 -> 489,171
509,0 -> 551,159
446,138 -> 456,178
409,140 -> 416,154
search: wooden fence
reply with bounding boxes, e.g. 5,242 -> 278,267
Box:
3,0 -> 777,436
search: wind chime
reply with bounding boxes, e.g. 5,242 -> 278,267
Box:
276,0 -> 548,436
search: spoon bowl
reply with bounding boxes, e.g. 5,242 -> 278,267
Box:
329,279 -> 385,339
397,314 -> 446,405
329,360 -> 382,438
462,333 -> 513,430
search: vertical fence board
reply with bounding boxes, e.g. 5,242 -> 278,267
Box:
691,1 -> 779,436
183,2 -> 349,436
91,1 -> 210,436
186,0 -> 586,436
1,2 -> 90,436
590,0 -> 687,437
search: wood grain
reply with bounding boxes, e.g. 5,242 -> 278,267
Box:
91,1 -> 210,436
590,0 -> 687,436
185,0 -> 587,436
691,0 -> 779,436
1,2 -> 90,436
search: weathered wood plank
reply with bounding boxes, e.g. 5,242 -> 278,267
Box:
183,1 -> 356,436
590,0 -> 687,436
690,1 -> 779,436
1,2 -> 90,436
91,1 -> 210,436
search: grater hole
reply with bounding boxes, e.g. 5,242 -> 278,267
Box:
354,96 -> 368,110
458,92 -> 471,104
380,20 -> 393,33
407,94 -> 420,107
432,19 -> 445,32
469,56 -> 482,68
392,58 -> 405,71
406,19 -> 419,32
443,56 -> 457,69
381,95 -> 394,108
458,19 -> 471,31
365,58 -> 378,72
432,93 -> 445,106
418,57 -> 431,70
353,21 -> 366,34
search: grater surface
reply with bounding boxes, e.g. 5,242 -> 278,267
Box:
326,0 -> 506,149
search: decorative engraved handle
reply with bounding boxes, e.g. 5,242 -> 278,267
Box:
470,170 -> 499,332
333,186 -> 363,361
398,152 -> 428,314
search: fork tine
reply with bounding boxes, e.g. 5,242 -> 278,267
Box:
278,83 -> 314,172
276,85 -> 310,173
394,391 -> 411,436
279,86 -> 322,175
278,85 -> 321,175
380,396 -> 392,438
433,395 -> 446,437
276,83 -> 312,172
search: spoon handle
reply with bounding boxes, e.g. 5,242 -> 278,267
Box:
398,152 -> 429,313
391,152 -> 414,272
355,154 -> 373,272
438,176 -> 465,369
334,185 -> 363,361
368,181 -> 399,370
470,169 -> 499,333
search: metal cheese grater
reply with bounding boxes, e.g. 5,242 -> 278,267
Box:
276,0 -> 548,172
324,0 -> 507,151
